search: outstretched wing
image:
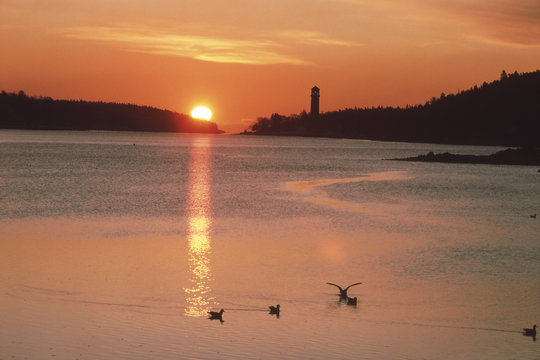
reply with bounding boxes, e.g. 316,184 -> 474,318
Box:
326,282 -> 344,291
344,282 -> 363,291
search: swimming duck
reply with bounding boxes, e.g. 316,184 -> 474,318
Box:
208,309 -> 225,320
530,214 -> 537,219
269,304 -> 280,314
326,282 -> 363,300
523,324 -> 537,337
347,296 -> 357,306
347,296 -> 358,306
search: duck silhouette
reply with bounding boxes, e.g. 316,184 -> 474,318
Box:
269,304 -> 280,318
530,214 -> 537,219
326,282 -> 363,300
346,296 -> 357,306
208,309 -> 225,322
523,324 -> 537,340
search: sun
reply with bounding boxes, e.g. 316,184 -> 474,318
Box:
191,106 -> 212,121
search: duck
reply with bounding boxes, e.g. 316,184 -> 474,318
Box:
346,296 -> 357,306
530,214 -> 537,219
326,282 -> 363,300
208,309 -> 225,320
269,304 -> 280,314
523,324 -> 537,337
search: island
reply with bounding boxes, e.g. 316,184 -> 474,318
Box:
244,70 -> 540,147
388,147 -> 540,166
0,91 -> 224,134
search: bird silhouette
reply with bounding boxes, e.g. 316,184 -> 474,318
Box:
346,296 -> 357,306
208,309 -> 225,322
523,324 -> 537,340
269,304 -> 280,318
530,214 -> 537,219
326,282 -> 363,300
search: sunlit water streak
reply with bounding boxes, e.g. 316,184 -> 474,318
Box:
184,136 -> 215,317
282,170 -> 448,225
283,171 -> 410,216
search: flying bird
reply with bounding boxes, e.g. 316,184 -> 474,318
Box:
326,282 -> 363,300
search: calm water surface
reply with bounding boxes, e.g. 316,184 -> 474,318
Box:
1,130 -> 539,359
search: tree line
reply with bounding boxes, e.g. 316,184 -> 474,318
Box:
246,70 -> 540,147
0,91 -> 223,134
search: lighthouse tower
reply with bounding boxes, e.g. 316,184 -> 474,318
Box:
310,86 -> 320,117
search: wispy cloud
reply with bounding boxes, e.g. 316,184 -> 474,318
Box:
60,25 -> 359,65
60,26 -> 310,65
427,0 -> 540,48
272,30 -> 364,47
334,0 -> 540,48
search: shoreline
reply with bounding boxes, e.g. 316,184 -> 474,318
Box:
388,147 -> 540,166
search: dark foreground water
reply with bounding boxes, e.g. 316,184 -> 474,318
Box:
1,130 -> 539,359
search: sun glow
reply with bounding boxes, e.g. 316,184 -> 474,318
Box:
191,106 -> 212,121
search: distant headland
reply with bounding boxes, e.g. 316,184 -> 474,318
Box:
244,70 -> 540,147
0,91 -> 224,134
389,147 -> 540,166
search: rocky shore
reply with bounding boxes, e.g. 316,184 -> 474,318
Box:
390,147 -> 540,166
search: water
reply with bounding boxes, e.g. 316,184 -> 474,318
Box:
1,129 -> 539,359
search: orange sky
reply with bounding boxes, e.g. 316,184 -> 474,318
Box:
1,0 -> 539,133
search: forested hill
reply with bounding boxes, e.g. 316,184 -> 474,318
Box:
246,70 -> 540,146
0,91 -> 223,134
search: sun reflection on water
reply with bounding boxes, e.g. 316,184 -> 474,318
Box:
184,137 -> 215,317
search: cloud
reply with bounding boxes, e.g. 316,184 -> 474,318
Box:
60,25 -> 364,65
421,0 -> 540,47
334,0 -> 540,47
460,0 -> 540,47
272,30 -> 364,47
59,26 -> 310,65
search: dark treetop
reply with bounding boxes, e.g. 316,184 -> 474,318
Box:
0,91 -> 224,134
245,70 -> 540,147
